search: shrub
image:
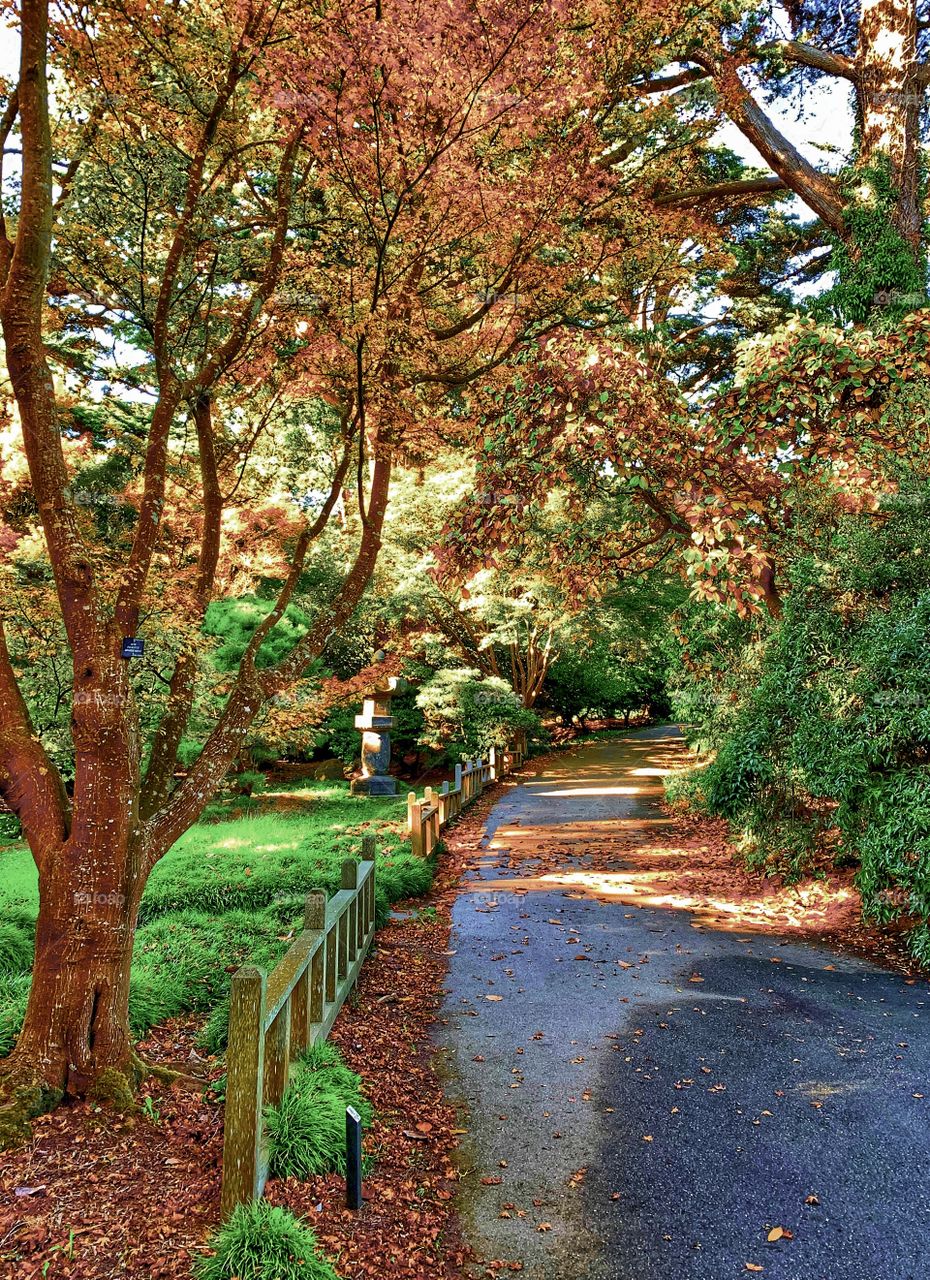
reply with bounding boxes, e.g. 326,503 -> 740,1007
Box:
416,667 -> 538,761
195,1201 -> 340,1280
667,479 -> 930,953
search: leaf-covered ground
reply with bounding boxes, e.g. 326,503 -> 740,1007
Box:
0,740 -> 919,1279
0,785 -> 504,1280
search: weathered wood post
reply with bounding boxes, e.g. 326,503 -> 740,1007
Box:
342,859 -> 359,964
305,891 -> 326,1031
221,966 -> 268,1219
408,790 -> 423,856
360,836 -> 375,946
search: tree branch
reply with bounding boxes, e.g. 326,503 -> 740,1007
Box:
654,175 -> 787,205
0,614 -> 69,870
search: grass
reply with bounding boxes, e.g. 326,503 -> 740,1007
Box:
264,1041 -> 373,1180
0,781 -> 433,1058
195,1201 -> 340,1280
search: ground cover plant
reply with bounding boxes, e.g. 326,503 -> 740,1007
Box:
0,782 -> 427,1058
195,1201 -> 341,1280
265,1042 -> 373,1180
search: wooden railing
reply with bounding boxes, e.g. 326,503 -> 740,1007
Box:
221,839 -> 377,1218
407,734 -> 527,858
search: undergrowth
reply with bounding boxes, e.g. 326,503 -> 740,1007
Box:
195,1201 -> 340,1280
265,1041 -> 372,1180
0,782 -> 433,1058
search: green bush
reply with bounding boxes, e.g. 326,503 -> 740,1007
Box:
265,1043 -> 372,1180
667,479 -> 930,955
416,667 -> 538,761
195,1201 -> 340,1280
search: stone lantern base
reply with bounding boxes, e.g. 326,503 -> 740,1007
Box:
350,775 -> 399,796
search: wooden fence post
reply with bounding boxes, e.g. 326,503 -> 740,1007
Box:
342,859 -> 359,963
264,1002 -> 290,1109
304,891 -> 326,1029
361,836 -> 376,945
221,965 -> 267,1219
408,790 -> 423,856
222,841 -> 381,1218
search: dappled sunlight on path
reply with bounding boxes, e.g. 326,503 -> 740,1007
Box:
439,726 -> 929,1280
472,730 -> 860,940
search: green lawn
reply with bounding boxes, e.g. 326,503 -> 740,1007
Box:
0,782 -> 430,1055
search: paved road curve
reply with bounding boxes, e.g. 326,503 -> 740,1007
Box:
435,727 -> 930,1280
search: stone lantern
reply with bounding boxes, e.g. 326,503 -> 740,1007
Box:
350,676 -> 406,796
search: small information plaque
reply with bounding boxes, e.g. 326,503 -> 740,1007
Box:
121,637 -> 145,659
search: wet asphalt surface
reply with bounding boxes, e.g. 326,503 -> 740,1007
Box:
434,727 -> 930,1280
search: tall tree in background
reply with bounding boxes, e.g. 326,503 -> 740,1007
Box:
639,0 -> 929,317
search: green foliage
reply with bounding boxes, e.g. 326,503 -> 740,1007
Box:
204,596 -> 317,672
416,668 -> 538,760
233,771 -> 267,797
130,910 -> 290,1038
0,812 -> 21,843
195,1202 -> 340,1280
316,689 -> 424,768
546,647 -> 667,724
0,974 -> 31,1056
668,478 -> 930,957
816,159 -> 927,326
0,784 -> 428,1056
265,1043 -> 372,1180
0,923 -> 33,975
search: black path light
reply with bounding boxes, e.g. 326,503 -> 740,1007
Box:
346,1106 -> 363,1210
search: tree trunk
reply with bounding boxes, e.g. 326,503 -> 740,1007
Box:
5,831 -> 143,1100
856,0 -> 922,251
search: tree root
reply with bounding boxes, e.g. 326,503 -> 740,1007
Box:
130,1049 -> 205,1091
0,1046 -> 206,1148
0,1063 -> 64,1151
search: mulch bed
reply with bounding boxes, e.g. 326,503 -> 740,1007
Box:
0,743 -> 921,1279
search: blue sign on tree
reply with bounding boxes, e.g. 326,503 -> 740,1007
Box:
121,637 -> 145,659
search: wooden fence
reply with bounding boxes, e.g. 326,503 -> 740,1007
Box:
407,734 -> 527,858
221,840 -> 377,1218
221,733 -> 527,1216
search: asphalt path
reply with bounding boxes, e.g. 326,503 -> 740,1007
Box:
435,726 -> 930,1280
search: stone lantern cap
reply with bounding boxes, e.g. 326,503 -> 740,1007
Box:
354,676 -> 407,730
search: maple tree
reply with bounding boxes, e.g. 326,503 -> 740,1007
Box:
0,0 -> 722,1115
440,306 -> 930,622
